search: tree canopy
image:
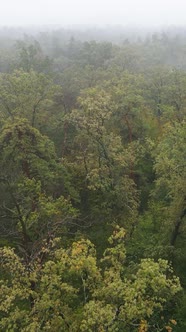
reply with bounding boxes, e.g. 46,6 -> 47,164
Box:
0,27 -> 186,331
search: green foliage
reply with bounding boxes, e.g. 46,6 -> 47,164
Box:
0,228 -> 181,331
0,28 -> 186,330
65,88 -> 138,230
153,121 -> 186,249
0,119 -> 77,260
0,118 -> 57,183
15,40 -> 53,73
0,69 -> 62,127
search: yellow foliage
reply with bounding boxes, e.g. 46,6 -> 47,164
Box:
170,319 -> 177,325
138,319 -> 148,332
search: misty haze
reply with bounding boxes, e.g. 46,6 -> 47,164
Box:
0,0 -> 186,26
0,1 -> 186,332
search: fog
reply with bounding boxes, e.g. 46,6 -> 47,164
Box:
1,0 -> 186,27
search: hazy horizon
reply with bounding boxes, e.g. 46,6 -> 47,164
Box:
1,0 -> 186,28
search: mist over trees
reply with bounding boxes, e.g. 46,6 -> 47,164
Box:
0,25 -> 186,331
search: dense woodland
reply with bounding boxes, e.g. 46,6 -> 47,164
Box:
0,26 -> 186,331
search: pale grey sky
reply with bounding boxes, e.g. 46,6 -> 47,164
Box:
0,0 -> 186,27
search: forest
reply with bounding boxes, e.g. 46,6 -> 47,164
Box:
0,26 -> 186,331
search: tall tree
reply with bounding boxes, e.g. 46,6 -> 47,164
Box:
0,227 -> 181,332
0,119 -> 77,262
0,69 -> 62,128
65,88 -> 139,234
